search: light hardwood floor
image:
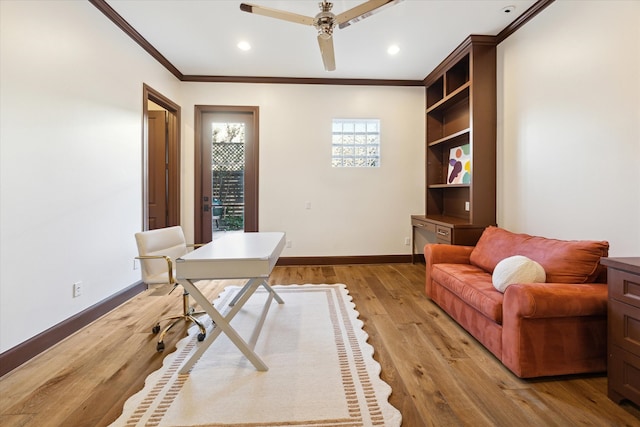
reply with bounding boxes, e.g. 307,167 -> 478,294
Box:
1,264 -> 639,426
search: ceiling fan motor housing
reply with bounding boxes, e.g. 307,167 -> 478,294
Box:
314,2 -> 336,38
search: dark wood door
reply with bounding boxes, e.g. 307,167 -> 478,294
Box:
143,84 -> 181,231
194,106 -> 259,244
148,110 -> 167,229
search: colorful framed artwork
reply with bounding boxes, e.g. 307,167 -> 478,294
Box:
447,144 -> 471,184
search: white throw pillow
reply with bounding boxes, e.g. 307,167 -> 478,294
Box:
492,255 -> 546,293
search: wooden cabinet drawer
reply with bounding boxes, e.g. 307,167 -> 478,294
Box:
412,218 -> 436,233
609,345 -> 640,405
609,269 -> 640,307
604,257 -> 640,406
609,299 -> 640,356
436,225 -> 452,243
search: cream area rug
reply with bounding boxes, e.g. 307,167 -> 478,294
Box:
111,284 -> 401,427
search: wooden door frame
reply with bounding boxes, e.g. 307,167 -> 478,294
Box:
142,84 -> 181,230
194,105 -> 259,243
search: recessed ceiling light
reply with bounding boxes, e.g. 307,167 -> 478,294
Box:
502,5 -> 516,14
237,41 -> 251,51
387,44 -> 400,55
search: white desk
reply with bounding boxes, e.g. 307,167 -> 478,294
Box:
176,231 -> 285,374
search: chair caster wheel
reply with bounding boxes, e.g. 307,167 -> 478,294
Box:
197,333 -> 206,342
152,324 -> 161,334
156,341 -> 165,352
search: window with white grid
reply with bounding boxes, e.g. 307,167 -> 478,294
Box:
331,119 -> 380,167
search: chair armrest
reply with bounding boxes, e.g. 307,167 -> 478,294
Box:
424,243 -> 474,296
503,282 -> 608,318
135,255 -> 174,284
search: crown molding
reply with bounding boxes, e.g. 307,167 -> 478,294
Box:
89,0 -> 183,80
496,0 -> 555,43
90,0 -> 554,86
182,75 -> 423,86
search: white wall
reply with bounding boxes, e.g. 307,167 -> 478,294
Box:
3,0 -> 638,356
0,1 -> 423,353
179,83 -> 425,256
497,0 -> 640,256
0,1 -> 180,352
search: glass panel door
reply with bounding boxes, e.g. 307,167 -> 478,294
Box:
195,106 -> 258,244
211,122 -> 245,236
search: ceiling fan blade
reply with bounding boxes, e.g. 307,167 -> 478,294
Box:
240,3 -> 314,26
336,0 -> 402,29
317,35 -> 336,72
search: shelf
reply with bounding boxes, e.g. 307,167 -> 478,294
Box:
426,76 -> 444,108
428,128 -> 470,147
426,82 -> 470,114
446,55 -> 470,94
428,183 -> 470,189
423,36 -> 496,244
422,214 -> 474,227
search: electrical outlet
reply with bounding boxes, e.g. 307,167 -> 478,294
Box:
73,282 -> 82,298
465,201 -> 470,211
404,237 -> 411,246
133,258 -> 140,270
286,240 -> 292,248
304,201 -> 311,210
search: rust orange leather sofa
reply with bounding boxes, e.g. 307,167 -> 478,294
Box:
424,226 -> 609,378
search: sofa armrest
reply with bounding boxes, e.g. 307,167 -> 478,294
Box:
424,243 -> 474,297
502,282 -> 608,377
503,283 -> 608,318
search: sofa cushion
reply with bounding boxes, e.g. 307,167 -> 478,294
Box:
492,255 -> 546,293
469,226 -> 608,283
431,263 -> 504,323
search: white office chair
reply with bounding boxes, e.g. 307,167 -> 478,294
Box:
135,226 -> 207,352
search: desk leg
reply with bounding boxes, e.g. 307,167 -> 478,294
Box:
229,280 -> 253,306
260,281 -> 284,304
230,279 -> 282,347
178,278 -> 268,374
230,279 -> 284,306
248,288 -> 274,349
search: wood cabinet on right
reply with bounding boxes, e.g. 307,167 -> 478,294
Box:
602,257 -> 640,406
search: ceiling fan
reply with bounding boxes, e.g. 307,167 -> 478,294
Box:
239,0 -> 403,72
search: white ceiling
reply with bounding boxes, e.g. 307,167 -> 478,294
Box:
103,0 -> 539,81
